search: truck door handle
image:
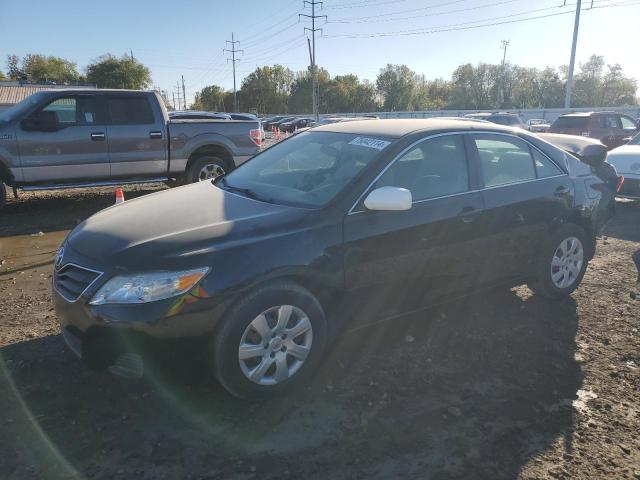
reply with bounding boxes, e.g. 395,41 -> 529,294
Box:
90,132 -> 105,141
149,131 -> 163,139
458,206 -> 479,223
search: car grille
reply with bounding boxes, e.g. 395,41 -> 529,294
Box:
54,264 -> 102,302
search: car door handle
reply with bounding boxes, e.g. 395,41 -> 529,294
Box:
458,206 -> 480,223
149,131 -> 163,139
90,132 -> 105,141
554,186 -> 570,197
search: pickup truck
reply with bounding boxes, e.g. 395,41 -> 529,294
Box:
0,89 -> 261,209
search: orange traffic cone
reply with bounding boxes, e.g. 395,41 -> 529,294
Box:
115,187 -> 125,204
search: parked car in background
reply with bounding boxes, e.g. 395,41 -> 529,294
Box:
549,112 -> 640,150
229,113 -> 257,121
53,118 -> 618,398
0,90 -> 261,208
527,119 -> 551,132
279,117 -> 315,133
316,116 -> 377,125
169,111 -> 232,120
607,131 -> 640,199
262,116 -> 288,131
463,112 -> 492,121
485,112 -> 528,129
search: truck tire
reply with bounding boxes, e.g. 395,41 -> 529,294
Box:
528,224 -> 589,298
187,156 -> 231,183
211,281 -> 328,398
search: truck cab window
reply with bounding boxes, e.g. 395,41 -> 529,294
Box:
107,96 -> 154,125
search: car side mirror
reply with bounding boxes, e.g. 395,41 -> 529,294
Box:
21,110 -> 59,132
364,186 -> 412,211
579,143 -> 608,166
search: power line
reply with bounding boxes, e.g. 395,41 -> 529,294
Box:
321,1 -> 639,38
224,32 -> 243,112
329,0 -> 523,23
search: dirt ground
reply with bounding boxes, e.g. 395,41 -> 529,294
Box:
0,186 -> 639,480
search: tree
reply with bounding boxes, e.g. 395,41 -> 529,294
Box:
86,54 -> 151,89
6,54 -> 80,84
238,65 -> 294,114
0,70 -> 6,81
192,85 -> 227,111
288,67 -> 330,114
376,64 -> 418,111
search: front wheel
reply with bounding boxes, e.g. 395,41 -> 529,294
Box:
211,281 -> 327,398
528,224 -> 589,298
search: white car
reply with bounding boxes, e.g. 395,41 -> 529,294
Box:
607,132 -> 640,199
527,119 -> 551,133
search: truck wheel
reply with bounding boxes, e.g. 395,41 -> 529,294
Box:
211,281 -> 328,398
528,224 -> 589,298
187,156 -> 231,183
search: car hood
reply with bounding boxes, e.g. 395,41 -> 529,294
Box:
607,145 -> 640,174
66,181 -> 303,268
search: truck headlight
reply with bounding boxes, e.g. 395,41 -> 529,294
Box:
89,267 -> 210,305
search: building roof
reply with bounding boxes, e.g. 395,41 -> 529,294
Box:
313,118 -> 510,138
0,83 -> 96,105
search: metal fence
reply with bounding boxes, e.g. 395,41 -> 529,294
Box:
333,106 -> 640,122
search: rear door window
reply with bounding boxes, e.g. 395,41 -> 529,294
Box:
473,135 -> 536,187
107,96 -> 154,125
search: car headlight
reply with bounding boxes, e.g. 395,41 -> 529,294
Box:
89,267 -> 210,305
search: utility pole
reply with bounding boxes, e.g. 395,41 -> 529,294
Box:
176,81 -> 182,111
181,75 -> 187,110
498,40 -> 509,108
300,0 -> 326,121
224,33 -> 243,112
565,0 -> 582,109
172,91 -> 176,110
130,49 -> 134,62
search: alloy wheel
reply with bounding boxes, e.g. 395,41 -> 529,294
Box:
550,236 -> 584,289
198,163 -> 225,181
238,305 -> 313,386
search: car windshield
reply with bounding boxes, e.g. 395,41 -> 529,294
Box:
552,116 -> 588,129
489,115 -> 521,126
219,131 -> 392,208
0,92 -> 47,123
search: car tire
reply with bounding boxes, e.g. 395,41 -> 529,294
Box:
528,224 -> 589,298
211,281 -> 327,398
187,156 -> 231,184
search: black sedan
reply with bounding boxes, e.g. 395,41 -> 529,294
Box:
279,117 -> 315,133
53,119 -> 617,398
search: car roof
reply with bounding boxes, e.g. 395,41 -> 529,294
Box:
560,111 -> 619,117
312,118 -> 512,138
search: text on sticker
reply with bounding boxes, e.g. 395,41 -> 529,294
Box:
348,137 -> 391,150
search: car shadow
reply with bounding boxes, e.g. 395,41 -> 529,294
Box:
0,287 -> 581,479
605,200 -> 640,243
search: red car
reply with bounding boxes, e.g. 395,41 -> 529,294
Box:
549,112 -> 640,150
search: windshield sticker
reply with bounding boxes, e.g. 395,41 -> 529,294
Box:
348,137 -> 391,150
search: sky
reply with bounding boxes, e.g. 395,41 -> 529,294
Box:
1,0 -> 639,108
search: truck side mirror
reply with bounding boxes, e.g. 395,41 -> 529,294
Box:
21,110 -> 59,132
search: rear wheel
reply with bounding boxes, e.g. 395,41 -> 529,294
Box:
187,156 -> 231,184
211,281 -> 327,398
529,224 -> 589,298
